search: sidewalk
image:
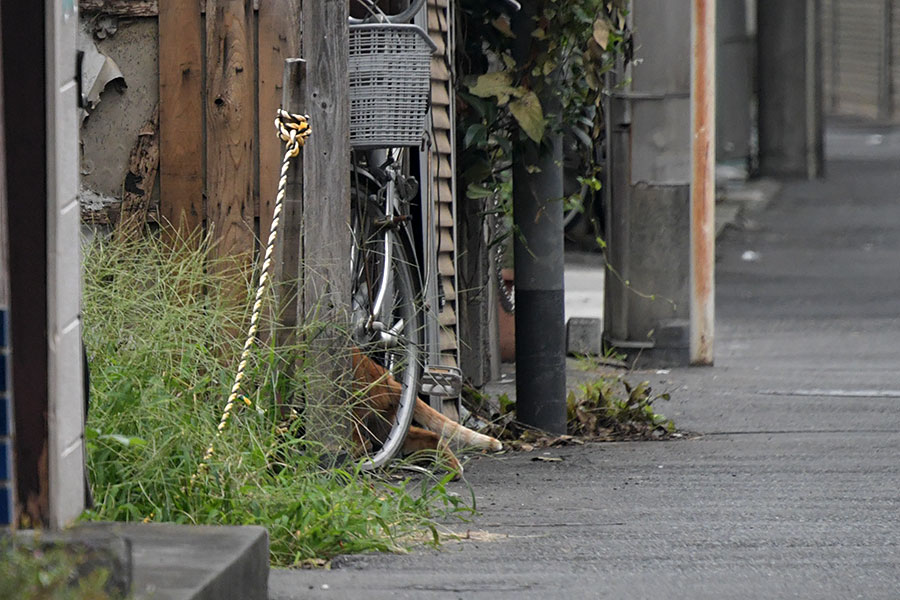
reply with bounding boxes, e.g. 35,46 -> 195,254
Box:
270,123 -> 900,599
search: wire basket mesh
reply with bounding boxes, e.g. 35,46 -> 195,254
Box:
349,24 -> 436,149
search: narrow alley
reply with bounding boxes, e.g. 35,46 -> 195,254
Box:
270,123 -> 900,599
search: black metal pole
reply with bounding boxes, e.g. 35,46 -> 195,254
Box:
511,2 -> 566,435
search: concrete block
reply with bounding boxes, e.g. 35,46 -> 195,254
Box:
81,19 -> 160,199
625,319 -> 691,368
567,317 -> 605,356
715,202 -> 741,237
83,522 -> 269,600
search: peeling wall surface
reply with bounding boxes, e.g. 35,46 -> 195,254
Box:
80,17 -> 159,202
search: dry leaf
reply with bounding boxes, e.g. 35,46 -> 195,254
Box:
593,18 -> 611,50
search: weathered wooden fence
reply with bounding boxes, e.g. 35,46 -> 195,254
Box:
158,0 -> 305,263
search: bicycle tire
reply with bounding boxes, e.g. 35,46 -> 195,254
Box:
350,190 -> 423,470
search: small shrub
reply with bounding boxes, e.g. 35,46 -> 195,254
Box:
567,376 -> 675,438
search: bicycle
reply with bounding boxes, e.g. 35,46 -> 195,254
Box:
347,0 -> 435,469
348,0 -> 518,469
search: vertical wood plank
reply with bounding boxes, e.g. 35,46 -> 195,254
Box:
258,0 -> 301,246
206,0 -> 255,263
159,0 -> 203,237
299,1 -> 350,422
300,0 -> 350,321
272,59 -> 305,348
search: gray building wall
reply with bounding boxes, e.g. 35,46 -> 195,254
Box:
604,0 -> 693,365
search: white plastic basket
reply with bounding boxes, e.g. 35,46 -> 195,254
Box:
349,24 -> 437,149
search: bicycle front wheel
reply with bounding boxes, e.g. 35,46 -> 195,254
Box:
351,198 -> 423,470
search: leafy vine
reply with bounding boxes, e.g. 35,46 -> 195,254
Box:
455,0 -> 633,228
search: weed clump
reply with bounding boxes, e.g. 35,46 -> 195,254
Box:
464,374 -> 675,447
82,232 -> 468,565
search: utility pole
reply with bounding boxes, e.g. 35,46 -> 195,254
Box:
511,1 -> 566,435
757,0 -> 823,179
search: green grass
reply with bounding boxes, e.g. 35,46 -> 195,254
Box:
0,540 -> 122,600
82,232 -> 469,566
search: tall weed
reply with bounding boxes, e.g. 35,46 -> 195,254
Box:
82,232 -> 468,565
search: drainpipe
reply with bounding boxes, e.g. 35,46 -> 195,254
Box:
691,0 -> 716,365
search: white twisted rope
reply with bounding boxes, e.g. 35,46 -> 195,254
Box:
193,109 -> 311,481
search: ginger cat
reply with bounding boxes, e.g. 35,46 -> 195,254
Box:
351,348 -> 502,474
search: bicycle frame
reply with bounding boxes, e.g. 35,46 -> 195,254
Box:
352,149 -> 421,348
349,0 -> 427,25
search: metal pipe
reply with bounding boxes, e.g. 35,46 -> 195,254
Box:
690,0 -> 715,365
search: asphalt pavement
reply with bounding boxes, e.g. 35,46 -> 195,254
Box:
270,123 -> 900,599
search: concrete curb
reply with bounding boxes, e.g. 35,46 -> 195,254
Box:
74,522 -> 269,600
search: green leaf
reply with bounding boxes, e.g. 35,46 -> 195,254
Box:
466,183 -> 495,200
509,91 -> 546,143
100,433 -> 147,448
469,72 -> 517,106
464,123 -> 488,148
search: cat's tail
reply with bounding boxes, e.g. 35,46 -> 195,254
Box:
414,399 -> 503,451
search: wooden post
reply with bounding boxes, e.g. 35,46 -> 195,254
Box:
3,0 -> 50,527
298,1 -> 350,423
159,0 -> 203,238
258,0 -> 301,246
272,59 -> 306,347
299,0 -> 351,323
206,0 -> 255,264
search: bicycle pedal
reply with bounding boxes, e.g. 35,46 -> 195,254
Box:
420,365 -> 462,398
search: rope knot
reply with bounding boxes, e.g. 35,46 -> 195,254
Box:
275,108 -> 311,157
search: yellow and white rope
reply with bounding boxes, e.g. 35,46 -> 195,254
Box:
193,109 -> 311,481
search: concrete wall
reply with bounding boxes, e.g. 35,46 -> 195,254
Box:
80,18 -> 159,205
604,0 -> 692,365
716,0 -> 753,163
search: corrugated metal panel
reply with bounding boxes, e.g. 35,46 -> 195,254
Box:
832,0 -> 883,118
427,0 -> 460,370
